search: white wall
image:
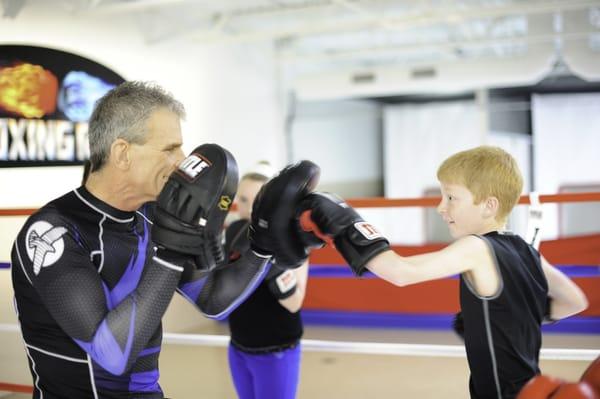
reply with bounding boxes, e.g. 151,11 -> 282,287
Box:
290,100 -> 382,197
0,5 -> 285,209
532,92 -> 600,239
381,100 -> 484,244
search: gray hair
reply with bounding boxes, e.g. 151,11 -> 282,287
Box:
88,81 -> 186,171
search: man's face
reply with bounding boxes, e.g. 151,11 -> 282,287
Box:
129,108 -> 184,202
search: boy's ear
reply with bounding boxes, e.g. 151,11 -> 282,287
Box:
483,196 -> 500,218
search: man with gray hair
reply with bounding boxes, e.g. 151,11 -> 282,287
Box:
10,81 -> 313,398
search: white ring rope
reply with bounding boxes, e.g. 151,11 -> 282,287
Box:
0,323 -> 597,361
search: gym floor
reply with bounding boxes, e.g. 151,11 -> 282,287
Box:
1,319 -> 596,399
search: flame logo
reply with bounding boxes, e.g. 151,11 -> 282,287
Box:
0,63 -> 58,118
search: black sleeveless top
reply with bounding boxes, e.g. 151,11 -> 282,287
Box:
461,231 -> 549,399
225,220 -> 303,351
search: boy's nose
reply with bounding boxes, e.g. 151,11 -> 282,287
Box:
436,200 -> 446,215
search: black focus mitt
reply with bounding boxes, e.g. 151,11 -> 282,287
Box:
152,143 -> 238,271
249,160 -> 322,269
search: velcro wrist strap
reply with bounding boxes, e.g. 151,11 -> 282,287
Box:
334,222 -> 390,276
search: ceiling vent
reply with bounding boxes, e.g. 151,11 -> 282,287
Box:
411,67 -> 437,79
352,72 -> 376,84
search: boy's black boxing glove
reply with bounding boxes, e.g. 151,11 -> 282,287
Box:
299,192 -> 390,276
152,143 -> 238,271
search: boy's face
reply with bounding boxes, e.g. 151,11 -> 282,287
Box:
437,182 -> 489,238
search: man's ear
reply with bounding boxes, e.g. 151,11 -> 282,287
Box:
483,196 -> 500,219
110,138 -> 131,171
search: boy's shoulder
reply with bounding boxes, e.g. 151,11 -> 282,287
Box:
454,234 -> 492,252
453,232 -> 532,270
450,235 -> 496,266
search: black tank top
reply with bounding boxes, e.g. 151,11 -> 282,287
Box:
461,231 -> 548,399
225,220 -> 303,351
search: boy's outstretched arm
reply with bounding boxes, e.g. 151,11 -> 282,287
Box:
367,236 -> 489,286
540,256 -> 588,320
300,192 -> 488,286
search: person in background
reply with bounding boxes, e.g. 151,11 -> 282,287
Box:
226,161 -> 309,399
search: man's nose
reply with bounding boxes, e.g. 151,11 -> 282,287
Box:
169,149 -> 185,171
174,148 -> 185,164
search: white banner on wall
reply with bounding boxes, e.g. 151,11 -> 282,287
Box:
532,92 -> 600,240
382,100 -> 483,244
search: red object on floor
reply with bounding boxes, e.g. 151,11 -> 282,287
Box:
581,356 -> 600,394
516,374 -> 564,399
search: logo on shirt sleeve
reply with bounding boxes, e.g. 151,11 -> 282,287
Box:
275,270 -> 297,294
25,221 -> 68,275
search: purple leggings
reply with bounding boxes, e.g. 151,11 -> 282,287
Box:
228,344 -> 301,399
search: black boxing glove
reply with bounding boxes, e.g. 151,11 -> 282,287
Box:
249,160 -> 322,269
152,143 -> 238,271
298,192 -> 390,276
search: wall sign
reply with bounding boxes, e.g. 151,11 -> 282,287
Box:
0,45 -> 125,167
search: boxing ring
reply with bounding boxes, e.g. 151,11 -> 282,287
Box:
1,192 -> 599,397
